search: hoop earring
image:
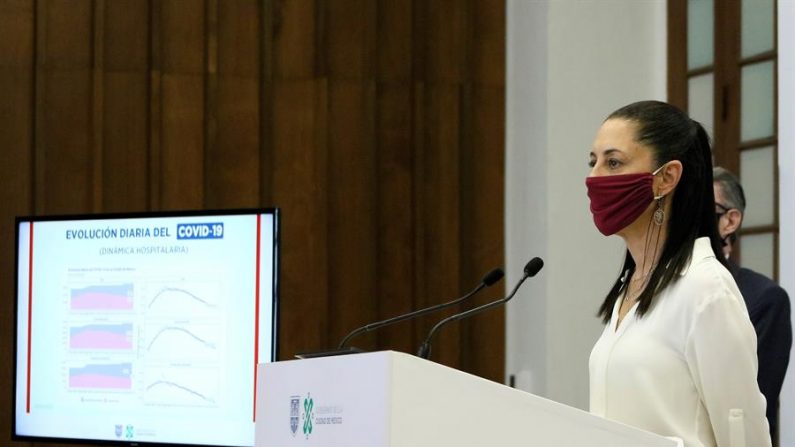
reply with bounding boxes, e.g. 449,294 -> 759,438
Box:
653,195 -> 665,226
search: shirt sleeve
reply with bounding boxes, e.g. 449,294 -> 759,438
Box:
684,292 -> 771,447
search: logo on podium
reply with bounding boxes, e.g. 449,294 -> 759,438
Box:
290,396 -> 300,436
302,393 -> 314,438
290,391 -> 346,440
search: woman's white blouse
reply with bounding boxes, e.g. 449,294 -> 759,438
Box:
589,237 -> 770,447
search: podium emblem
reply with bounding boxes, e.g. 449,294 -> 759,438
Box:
290,396 -> 300,436
303,394 -> 314,438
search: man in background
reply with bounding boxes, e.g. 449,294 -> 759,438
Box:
713,166 -> 792,440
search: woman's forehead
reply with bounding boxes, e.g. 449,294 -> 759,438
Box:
591,119 -> 648,157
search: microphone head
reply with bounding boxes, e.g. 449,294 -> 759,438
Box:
523,257 -> 544,277
482,267 -> 505,286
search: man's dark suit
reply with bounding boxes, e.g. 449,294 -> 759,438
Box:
728,260 -> 792,437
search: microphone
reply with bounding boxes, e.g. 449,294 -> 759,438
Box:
295,267 -> 503,359
417,257 -> 543,360
336,267 -> 505,349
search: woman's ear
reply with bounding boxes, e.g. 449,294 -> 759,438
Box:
655,160 -> 683,198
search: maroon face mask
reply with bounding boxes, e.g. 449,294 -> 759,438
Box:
585,166 -> 663,236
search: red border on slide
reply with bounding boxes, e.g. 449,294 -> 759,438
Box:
27,222 -> 34,413
253,214 -> 261,421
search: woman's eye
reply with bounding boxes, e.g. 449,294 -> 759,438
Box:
588,159 -> 596,168
608,159 -> 621,169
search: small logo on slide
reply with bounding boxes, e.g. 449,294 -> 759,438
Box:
125,425 -> 134,439
290,396 -> 300,436
114,424 -> 122,438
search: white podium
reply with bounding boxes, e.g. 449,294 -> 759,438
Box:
255,351 -> 680,447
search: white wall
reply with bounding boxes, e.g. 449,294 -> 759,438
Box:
505,0 -> 549,395
776,1 -> 795,444
505,0 -> 667,409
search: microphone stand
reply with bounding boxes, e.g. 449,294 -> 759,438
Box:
417,257 -> 543,360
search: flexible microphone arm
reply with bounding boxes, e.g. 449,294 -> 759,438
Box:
338,267 -> 504,349
417,257 -> 543,360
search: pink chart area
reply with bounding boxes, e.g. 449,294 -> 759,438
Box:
70,331 -> 132,349
69,374 -> 132,389
71,293 -> 133,310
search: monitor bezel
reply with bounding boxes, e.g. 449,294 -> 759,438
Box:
12,208 -> 280,447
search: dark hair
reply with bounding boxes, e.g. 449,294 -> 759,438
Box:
713,166 -> 746,213
598,100 -> 726,323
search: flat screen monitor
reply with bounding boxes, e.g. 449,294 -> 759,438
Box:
13,209 -> 279,446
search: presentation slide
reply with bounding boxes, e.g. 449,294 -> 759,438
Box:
15,212 -> 277,446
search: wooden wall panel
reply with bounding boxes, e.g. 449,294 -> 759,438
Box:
460,85 -> 506,380
160,75 -> 204,209
102,0 -> 149,212
0,1 -> 33,444
324,0 -> 377,347
161,0 -> 204,74
43,0 -> 91,70
218,0 -> 259,77
0,78 -> 32,212
416,85 -> 462,367
461,0 -> 506,382
0,2 -> 507,443
0,0 -> 34,67
271,80 -> 329,358
272,0 -> 317,79
159,0 -> 204,210
103,74 -> 149,212
209,78 -> 260,207
473,0 -> 505,86
42,72 -> 92,213
374,0 -> 414,354
326,81 -> 378,346
40,0 -> 93,214
103,0 -> 147,72
204,0 -> 219,212
424,0 -> 469,82
376,0 -> 412,81
375,83 -> 415,353
206,0 -> 261,208
325,0 -> 375,79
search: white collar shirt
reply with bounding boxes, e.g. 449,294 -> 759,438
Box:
589,237 -> 770,447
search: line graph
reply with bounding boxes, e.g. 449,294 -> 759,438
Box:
142,280 -> 222,318
143,322 -> 222,362
148,287 -> 215,309
145,380 -> 215,404
146,326 -> 216,351
143,367 -> 218,407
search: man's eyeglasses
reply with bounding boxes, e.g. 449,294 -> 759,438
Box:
715,202 -> 733,220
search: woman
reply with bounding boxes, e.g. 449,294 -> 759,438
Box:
586,101 -> 769,447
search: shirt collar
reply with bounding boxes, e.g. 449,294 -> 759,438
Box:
679,237 -> 715,276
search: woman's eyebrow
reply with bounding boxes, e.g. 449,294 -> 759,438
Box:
590,148 -> 623,158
